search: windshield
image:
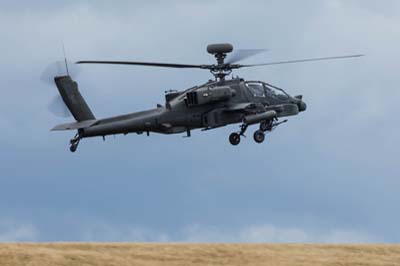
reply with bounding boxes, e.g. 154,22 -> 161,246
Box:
261,82 -> 288,98
245,81 -> 290,98
245,82 -> 265,97
264,85 -> 288,97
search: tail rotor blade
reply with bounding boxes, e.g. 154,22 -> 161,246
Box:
48,95 -> 71,118
40,60 -> 81,85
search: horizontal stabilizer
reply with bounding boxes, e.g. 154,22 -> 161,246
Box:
51,119 -> 98,131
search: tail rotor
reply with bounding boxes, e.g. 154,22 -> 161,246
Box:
40,59 -> 81,118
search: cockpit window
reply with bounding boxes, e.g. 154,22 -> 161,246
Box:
245,81 -> 290,100
265,86 -> 286,97
246,82 -> 265,97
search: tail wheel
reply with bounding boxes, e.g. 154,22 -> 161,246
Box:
253,130 -> 265,143
70,143 -> 78,152
229,133 -> 241,145
69,132 -> 81,152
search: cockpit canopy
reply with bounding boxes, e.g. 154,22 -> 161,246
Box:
245,81 -> 289,99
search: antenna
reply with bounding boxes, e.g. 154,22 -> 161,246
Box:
62,41 -> 70,76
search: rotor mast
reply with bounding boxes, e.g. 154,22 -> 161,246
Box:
206,43 -> 234,81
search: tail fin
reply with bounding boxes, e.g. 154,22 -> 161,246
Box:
54,76 -> 95,122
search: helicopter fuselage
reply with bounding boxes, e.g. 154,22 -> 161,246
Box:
80,77 -> 306,139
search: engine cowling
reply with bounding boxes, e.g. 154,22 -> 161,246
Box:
186,86 -> 234,106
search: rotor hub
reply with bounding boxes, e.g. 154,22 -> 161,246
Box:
206,43 -> 234,80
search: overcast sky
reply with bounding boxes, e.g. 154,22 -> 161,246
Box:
0,0 -> 399,243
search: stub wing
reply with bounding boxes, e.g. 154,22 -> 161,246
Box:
51,119 -> 98,131
224,102 -> 257,112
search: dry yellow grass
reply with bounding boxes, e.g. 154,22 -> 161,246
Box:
0,243 -> 399,266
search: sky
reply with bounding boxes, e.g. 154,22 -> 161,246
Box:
0,0 -> 399,243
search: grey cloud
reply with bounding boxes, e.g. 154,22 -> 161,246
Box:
0,218 -> 39,242
182,224 -> 376,243
73,220 -> 378,243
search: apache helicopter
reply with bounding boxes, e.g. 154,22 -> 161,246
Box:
48,43 -> 362,152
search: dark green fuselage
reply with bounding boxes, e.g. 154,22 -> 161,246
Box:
78,77 -> 305,138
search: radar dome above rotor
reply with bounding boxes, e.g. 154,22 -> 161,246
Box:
207,43 -> 234,55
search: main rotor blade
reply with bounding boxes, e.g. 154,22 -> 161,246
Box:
240,54 -> 364,68
226,49 -> 268,64
76,60 -> 204,69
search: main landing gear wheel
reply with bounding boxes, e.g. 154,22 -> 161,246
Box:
229,132 -> 241,145
253,130 -> 265,143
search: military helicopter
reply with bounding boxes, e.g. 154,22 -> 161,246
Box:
48,43 -> 362,152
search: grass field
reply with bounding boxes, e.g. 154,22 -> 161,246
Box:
0,243 -> 399,266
